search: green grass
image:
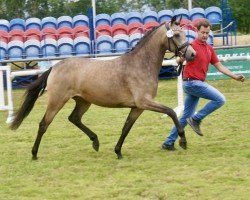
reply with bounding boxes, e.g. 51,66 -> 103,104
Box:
0,79 -> 249,200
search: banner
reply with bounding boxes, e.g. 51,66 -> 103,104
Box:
207,47 -> 250,80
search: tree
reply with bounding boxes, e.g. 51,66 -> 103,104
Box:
229,0 -> 249,33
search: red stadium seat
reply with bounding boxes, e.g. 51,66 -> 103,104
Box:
58,27 -> 74,39
180,19 -> 196,31
112,23 -> 128,36
41,27 -> 58,40
191,18 -> 206,30
25,28 -> 42,41
0,30 -> 9,43
96,24 -> 112,38
128,22 -> 143,35
9,29 -> 25,42
143,21 -> 159,32
74,25 -> 89,38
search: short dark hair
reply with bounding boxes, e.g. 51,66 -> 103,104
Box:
195,19 -> 212,30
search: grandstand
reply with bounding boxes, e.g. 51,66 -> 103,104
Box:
0,3 -> 237,85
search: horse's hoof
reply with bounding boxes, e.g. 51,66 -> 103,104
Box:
32,155 -> 38,160
92,139 -> 99,152
179,137 -> 187,150
117,153 -> 123,159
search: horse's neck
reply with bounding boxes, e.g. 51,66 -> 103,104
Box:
132,27 -> 167,74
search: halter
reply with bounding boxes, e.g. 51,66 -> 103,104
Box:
165,23 -> 190,58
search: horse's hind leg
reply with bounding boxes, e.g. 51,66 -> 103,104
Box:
68,97 -> 99,152
32,99 -> 67,160
139,98 -> 185,139
115,108 -> 143,159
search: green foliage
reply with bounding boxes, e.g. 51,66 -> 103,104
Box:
0,0 -> 248,33
0,79 -> 249,199
229,0 -> 250,33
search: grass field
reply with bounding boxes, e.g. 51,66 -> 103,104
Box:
0,79 -> 249,200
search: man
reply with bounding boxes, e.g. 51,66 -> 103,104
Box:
162,19 -> 245,150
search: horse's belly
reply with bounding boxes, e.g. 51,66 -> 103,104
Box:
81,92 -> 135,108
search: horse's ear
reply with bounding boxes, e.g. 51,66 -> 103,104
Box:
171,15 -> 177,25
178,15 -> 183,24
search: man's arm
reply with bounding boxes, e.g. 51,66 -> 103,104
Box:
213,62 -> 245,82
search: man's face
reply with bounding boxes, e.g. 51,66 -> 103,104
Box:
197,26 -> 211,43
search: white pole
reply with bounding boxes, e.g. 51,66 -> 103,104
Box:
91,0 -> 96,38
188,0 -> 192,11
6,66 -> 14,124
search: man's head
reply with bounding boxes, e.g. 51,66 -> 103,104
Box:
195,19 -> 212,43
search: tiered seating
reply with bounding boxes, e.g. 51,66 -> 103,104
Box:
0,7 -> 223,61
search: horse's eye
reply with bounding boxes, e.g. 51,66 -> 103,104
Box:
174,34 -> 180,38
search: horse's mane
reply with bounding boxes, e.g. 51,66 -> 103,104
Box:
126,24 -> 163,53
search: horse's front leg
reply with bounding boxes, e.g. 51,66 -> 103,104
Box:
115,108 -> 143,159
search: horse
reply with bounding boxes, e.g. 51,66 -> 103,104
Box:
10,16 -> 196,160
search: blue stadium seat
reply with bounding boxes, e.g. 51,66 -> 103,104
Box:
205,6 -> 222,25
26,18 -> 42,30
189,7 -> 205,21
58,37 -> 74,56
41,38 -> 58,57
96,14 -> 111,26
129,33 -> 142,48
184,30 -> 197,42
207,30 -> 214,45
158,10 -> 174,23
111,12 -> 127,26
0,41 -> 8,60
57,16 -> 73,28
113,34 -> 130,52
74,36 -> 91,55
142,10 -> 158,24
0,19 -> 10,32
41,17 -> 57,29
126,12 -> 142,24
24,39 -> 41,58
73,14 -> 89,27
174,8 -> 190,20
7,40 -> 24,59
96,35 -> 113,54
9,18 -> 25,31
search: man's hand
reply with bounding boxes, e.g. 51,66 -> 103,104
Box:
234,74 -> 245,82
176,56 -> 185,64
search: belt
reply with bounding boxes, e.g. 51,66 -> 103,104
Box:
182,78 -> 202,81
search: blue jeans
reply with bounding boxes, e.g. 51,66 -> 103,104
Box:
163,80 -> 226,145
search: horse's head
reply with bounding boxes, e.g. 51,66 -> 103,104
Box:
164,16 -> 196,61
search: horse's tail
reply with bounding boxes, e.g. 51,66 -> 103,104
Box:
10,68 -> 52,130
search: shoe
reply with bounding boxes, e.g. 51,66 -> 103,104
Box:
187,117 -> 203,136
162,143 -> 176,151
179,138 -> 187,149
